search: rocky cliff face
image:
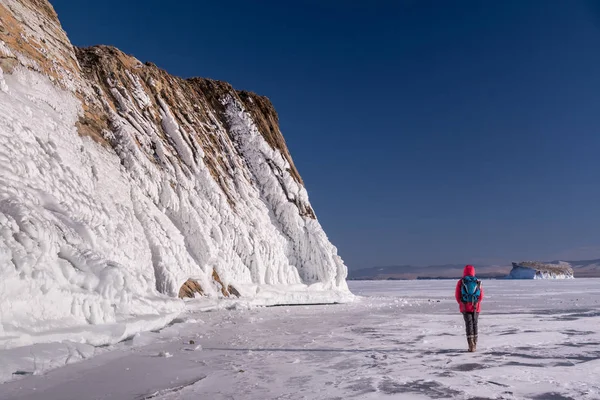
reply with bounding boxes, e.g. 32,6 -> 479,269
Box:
0,0 -> 349,348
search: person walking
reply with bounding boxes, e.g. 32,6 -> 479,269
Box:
455,265 -> 484,352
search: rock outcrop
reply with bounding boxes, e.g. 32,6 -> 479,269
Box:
0,0 -> 350,348
508,262 -> 574,279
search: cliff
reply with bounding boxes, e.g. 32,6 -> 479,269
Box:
0,0 -> 350,348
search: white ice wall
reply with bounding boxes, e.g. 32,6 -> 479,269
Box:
0,68 -> 184,348
0,57 -> 350,348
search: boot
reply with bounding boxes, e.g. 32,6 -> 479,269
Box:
472,335 -> 478,352
467,336 -> 474,352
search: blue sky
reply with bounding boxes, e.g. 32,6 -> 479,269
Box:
51,0 -> 600,268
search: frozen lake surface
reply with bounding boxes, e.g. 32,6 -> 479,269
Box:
2,279 -> 600,399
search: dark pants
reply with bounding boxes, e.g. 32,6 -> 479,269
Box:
462,312 -> 479,337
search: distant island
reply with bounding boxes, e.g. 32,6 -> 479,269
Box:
508,261 -> 574,279
348,259 -> 600,280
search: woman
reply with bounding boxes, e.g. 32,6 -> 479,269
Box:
455,265 -> 484,352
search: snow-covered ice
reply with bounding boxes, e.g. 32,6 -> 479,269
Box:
2,279 -> 600,399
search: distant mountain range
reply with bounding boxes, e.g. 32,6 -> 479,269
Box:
348,259 -> 600,280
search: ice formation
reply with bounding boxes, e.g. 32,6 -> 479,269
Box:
508,261 -> 574,280
0,0 -> 350,349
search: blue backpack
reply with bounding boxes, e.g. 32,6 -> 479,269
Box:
461,276 -> 481,304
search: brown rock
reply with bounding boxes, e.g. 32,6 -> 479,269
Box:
212,270 -> 230,297
227,285 -> 241,298
178,279 -> 203,299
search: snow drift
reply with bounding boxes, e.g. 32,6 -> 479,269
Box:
0,0 -> 350,349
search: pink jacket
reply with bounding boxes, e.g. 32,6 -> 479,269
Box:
455,265 -> 484,313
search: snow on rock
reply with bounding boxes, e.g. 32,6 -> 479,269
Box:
224,94 -> 347,289
508,261 -> 575,279
0,0 -> 83,92
0,0 -> 350,350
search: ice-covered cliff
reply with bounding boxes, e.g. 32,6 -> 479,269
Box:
508,262 -> 574,280
0,0 -> 350,349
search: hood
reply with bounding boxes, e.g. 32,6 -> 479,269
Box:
463,265 -> 475,277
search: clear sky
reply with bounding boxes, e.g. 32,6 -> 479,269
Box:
51,0 -> 600,268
